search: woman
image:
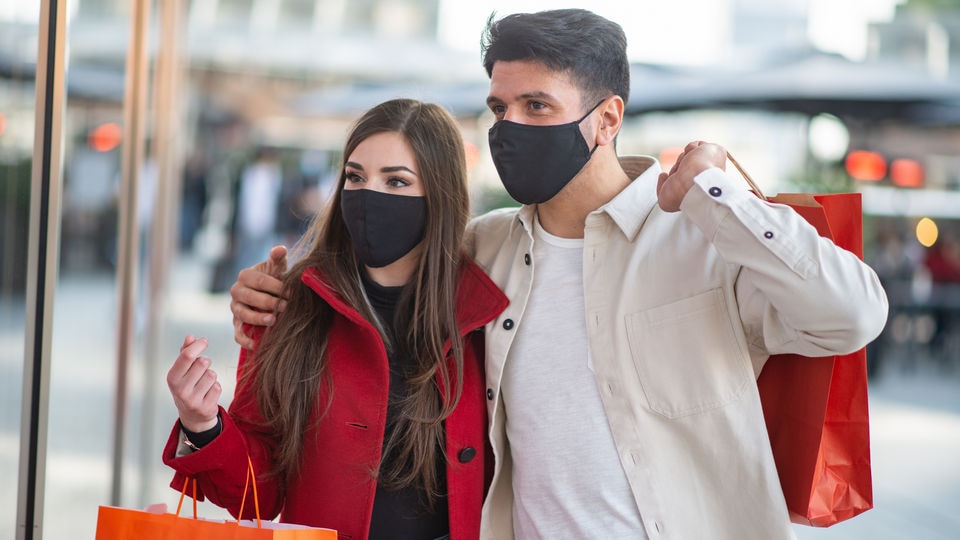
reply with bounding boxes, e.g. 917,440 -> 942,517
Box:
163,99 -> 508,540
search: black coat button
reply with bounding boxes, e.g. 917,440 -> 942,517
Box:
708,186 -> 722,197
502,318 -> 514,330
523,253 -> 531,265
764,231 -> 774,239
486,388 -> 494,400
458,447 -> 477,463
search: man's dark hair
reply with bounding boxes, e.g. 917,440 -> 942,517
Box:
480,8 -> 630,109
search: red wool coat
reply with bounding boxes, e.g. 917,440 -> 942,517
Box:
162,258 -> 508,539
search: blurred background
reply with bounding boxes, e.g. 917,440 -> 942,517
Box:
2,0 -> 959,538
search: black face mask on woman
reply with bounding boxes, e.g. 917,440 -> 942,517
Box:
340,188 -> 427,268
488,102 -> 602,205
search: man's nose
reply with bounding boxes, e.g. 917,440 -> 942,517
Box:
502,107 -> 523,123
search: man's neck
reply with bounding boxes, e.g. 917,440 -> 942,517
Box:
536,152 -> 631,239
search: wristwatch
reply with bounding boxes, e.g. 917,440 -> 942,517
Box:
180,416 -> 222,450
182,435 -> 203,451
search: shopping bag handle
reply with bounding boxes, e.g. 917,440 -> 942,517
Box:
175,477 -> 198,519
726,151 -> 766,200
238,454 -> 263,528
174,455 -> 263,528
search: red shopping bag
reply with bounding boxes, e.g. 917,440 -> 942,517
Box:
731,155 -> 874,527
96,456 -> 337,539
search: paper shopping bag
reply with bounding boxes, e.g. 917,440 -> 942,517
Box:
96,457 -> 337,539
730,155 -> 874,527
96,505 -> 227,539
95,505 -> 337,540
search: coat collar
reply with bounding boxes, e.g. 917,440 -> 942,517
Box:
300,256 -> 508,338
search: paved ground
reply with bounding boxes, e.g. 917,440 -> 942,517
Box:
1,254 -> 958,539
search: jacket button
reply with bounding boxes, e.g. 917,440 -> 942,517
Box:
708,186 -> 722,197
502,319 -> 514,330
458,447 -> 477,463
523,253 -> 531,265
486,388 -> 494,400
764,230 -> 774,239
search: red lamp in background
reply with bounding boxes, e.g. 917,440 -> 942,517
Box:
88,122 -> 122,152
845,150 -> 886,181
658,146 -> 683,172
890,158 -> 924,188
463,139 -> 479,170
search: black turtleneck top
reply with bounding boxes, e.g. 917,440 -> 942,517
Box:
361,271 -> 449,540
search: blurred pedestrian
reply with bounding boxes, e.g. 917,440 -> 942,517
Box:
231,146 -> 284,278
924,229 -> 960,284
179,150 -> 210,253
923,228 -> 960,365
867,225 -> 919,376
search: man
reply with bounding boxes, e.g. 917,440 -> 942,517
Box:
228,9 -> 888,539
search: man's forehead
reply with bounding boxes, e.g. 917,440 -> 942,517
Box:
489,59 -> 573,82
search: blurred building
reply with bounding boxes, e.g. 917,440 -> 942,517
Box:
869,1 -> 960,79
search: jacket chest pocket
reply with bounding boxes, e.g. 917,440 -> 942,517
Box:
625,288 -> 751,419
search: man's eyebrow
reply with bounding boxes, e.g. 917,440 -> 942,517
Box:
519,91 -> 555,101
486,91 -> 557,107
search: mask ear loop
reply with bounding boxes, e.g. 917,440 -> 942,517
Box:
577,99 -> 607,123
580,98 -> 610,155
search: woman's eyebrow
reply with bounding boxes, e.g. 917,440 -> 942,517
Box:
380,165 -> 416,175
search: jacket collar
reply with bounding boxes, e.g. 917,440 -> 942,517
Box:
300,256 -> 508,338
515,155 -> 661,242
598,155 -> 661,242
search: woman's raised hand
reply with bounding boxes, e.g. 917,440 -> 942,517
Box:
167,334 -> 222,432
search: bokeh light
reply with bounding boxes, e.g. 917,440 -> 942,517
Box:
808,113 -> 850,162
916,217 -> 939,248
88,122 -> 122,152
845,150 -> 886,181
890,158 -> 924,188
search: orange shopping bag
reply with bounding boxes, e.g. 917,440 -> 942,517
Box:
730,155 -> 874,527
96,456 -> 337,539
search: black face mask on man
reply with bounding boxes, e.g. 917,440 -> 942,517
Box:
488,102 -> 602,205
340,189 -> 427,268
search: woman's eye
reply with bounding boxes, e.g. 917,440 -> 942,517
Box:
345,172 -> 364,183
387,176 -> 410,188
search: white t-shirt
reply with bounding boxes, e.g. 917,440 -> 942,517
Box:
501,217 -> 647,539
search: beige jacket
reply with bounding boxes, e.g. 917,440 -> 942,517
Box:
464,156 -> 888,540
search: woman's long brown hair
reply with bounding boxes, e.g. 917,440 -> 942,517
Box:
240,99 -> 470,505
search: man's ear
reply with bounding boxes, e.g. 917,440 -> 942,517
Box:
595,95 -> 625,147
